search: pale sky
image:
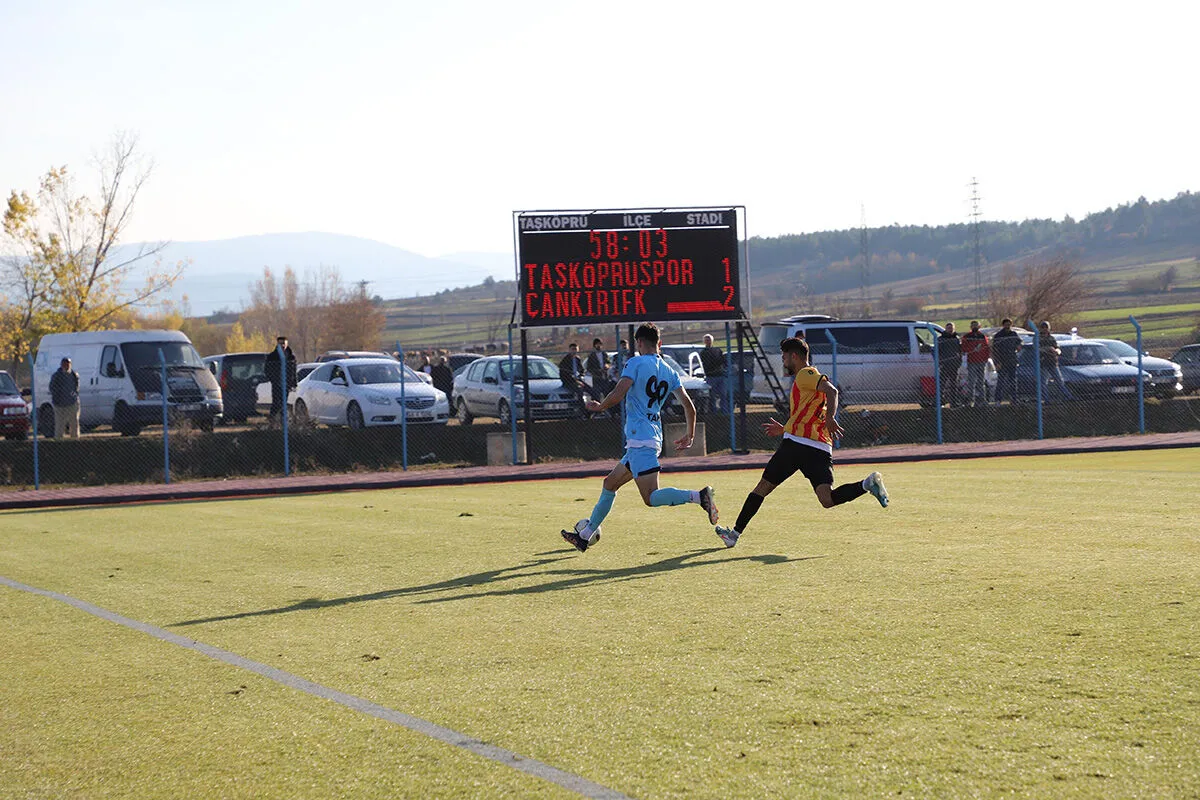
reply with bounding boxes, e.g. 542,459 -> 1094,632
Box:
2,0 -> 1197,259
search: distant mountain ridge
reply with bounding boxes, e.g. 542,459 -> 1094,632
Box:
119,232 -> 512,316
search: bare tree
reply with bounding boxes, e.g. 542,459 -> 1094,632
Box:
987,256 -> 1092,327
1,133 -> 183,367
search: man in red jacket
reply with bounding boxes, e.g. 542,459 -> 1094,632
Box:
961,320 -> 992,407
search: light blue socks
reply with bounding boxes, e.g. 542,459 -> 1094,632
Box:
588,489 -> 617,531
649,487 -> 692,507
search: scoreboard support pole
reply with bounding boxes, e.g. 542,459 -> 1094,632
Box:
735,323 -> 749,454
520,328 -> 533,465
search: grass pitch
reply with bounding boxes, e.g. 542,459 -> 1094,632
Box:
1,450 -> 1198,798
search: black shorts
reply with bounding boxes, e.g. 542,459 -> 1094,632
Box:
762,438 -> 834,489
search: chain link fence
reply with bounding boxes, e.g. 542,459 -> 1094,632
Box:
2,320 -> 1197,491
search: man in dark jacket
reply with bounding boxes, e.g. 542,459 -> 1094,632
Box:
1037,321 -> 1073,402
937,323 -> 963,407
49,356 -> 81,438
559,342 -> 586,402
991,318 -> 1022,403
586,338 -> 611,398
430,356 -> 454,404
263,336 -> 297,418
700,334 -> 727,412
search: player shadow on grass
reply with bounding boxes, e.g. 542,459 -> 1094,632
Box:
172,548 -> 816,627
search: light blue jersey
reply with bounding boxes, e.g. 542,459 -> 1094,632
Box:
621,354 -> 681,452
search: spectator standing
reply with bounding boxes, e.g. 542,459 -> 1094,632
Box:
264,336 -> 297,419
586,338 -> 612,397
420,354 -> 433,376
700,333 -> 728,412
937,323 -> 963,407
960,320 -> 991,407
49,357 -> 81,439
430,355 -> 454,404
558,342 -> 586,402
1037,321 -> 1073,402
991,319 -> 1022,404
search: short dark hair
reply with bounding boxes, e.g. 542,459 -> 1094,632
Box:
568,342 -> 578,350
1002,318 -> 1012,325
780,336 -> 809,359
592,338 -> 602,346
634,323 -> 660,345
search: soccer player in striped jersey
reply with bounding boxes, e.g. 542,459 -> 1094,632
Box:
714,336 -> 888,548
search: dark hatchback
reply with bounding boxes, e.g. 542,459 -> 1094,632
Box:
1170,344 -> 1200,394
0,370 -> 30,440
204,352 -> 268,423
1016,340 -> 1147,400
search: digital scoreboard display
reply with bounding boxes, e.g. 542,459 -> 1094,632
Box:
515,207 -> 741,327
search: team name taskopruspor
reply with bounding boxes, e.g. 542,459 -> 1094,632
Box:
521,259 -> 697,320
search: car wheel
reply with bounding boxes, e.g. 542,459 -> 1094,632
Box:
456,398 -> 473,425
498,398 -> 512,425
346,401 -> 365,430
293,399 -> 310,426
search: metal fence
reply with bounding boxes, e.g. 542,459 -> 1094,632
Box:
2,319 -> 1197,491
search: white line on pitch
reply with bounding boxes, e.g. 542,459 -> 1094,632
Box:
0,575 -> 631,800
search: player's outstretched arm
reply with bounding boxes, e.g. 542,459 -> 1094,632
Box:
586,377 -> 633,413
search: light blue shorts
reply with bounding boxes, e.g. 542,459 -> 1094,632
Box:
622,446 -> 661,477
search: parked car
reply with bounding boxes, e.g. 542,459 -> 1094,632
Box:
0,370 -> 31,440
204,352 -> 268,423
1015,339 -> 1149,400
34,330 -> 222,436
447,352 -> 484,374
659,353 -> 711,415
1169,344 -> 1200,394
755,316 -> 941,405
255,361 -> 319,414
292,358 -> 449,429
1090,339 -> 1183,397
316,350 -> 398,362
657,344 -> 756,405
453,355 -> 581,424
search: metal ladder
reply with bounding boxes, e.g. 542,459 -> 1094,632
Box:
736,316 -> 790,415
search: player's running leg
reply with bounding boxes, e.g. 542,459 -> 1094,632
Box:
562,462 -> 632,552
716,478 -> 776,548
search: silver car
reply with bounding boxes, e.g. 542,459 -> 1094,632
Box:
452,355 -> 581,424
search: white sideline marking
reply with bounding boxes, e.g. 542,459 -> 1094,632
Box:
1,575 -> 631,800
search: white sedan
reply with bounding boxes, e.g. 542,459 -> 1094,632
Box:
292,358 -> 449,428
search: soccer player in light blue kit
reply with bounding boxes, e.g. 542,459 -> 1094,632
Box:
561,322 -> 719,551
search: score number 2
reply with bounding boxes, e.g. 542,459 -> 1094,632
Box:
722,257 -> 734,308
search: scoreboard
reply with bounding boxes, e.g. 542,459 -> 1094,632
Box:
515,207 -> 742,328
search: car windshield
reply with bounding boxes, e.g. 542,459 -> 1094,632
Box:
1101,340 -> 1139,358
499,359 -> 558,380
347,363 -> 422,385
660,354 -> 687,376
0,373 -> 18,394
122,341 -> 206,369
1062,344 -> 1120,366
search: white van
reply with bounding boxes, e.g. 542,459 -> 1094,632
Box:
755,316 -> 941,405
34,330 -> 223,436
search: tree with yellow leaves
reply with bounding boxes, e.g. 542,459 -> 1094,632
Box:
1,133 -> 184,371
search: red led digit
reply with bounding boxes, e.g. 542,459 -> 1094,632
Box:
606,231 -> 619,259
724,285 -> 735,308
655,229 -> 668,258
638,229 -> 652,259
722,257 -> 731,283
589,231 -> 602,259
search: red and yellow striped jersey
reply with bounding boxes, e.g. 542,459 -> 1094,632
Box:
783,367 -> 831,450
